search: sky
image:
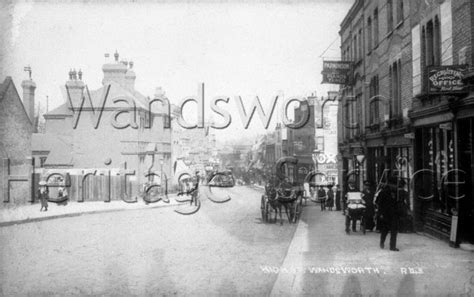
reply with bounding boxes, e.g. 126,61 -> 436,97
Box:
2,0 -> 353,141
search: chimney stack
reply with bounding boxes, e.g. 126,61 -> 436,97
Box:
21,78 -> 36,123
65,68 -> 85,109
125,60 -> 136,90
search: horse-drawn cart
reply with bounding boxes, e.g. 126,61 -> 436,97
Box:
261,181 -> 303,224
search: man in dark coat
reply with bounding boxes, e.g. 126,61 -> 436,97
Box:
326,185 -> 334,211
335,184 -> 342,211
362,180 -> 375,231
317,186 -> 327,211
377,178 -> 402,251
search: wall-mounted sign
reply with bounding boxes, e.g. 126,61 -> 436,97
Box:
426,65 -> 468,94
321,61 -> 353,85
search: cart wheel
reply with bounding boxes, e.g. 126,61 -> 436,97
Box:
261,195 -> 266,222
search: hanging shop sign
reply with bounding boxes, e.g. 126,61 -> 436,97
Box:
321,61 -> 354,85
426,65 -> 468,94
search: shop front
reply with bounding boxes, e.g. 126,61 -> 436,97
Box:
411,112 -> 474,246
409,64 -> 474,246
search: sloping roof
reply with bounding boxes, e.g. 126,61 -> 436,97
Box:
86,81 -> 150,110
47,81 -> 152,117
32,133 -> 73,166
0,77 -> 32,125
0,77 -> 11,99
45,145 -> 73,166
45,103 -> 71,116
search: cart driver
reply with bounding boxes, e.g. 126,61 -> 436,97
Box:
178,171 -> 200,205
277,178 -> 294,199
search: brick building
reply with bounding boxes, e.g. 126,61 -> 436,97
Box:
339,0 -> 413,198
0,76 -> 35,205
409,0 -> 474,246
37,52 -> 172,197
338,0 -> 474,246
287,97 -> 316,183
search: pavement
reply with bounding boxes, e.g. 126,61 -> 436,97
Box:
0,186 -> 296,296
1,186 -> 473,296
269,203 -> 474,296
0,194 -> 181,227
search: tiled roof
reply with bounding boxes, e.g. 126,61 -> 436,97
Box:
0,77 -> 32,125
45,103 -> 71,116
47,81 -> 152,117
32,133 -> 73,166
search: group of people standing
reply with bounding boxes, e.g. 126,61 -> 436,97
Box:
311,185 -> 343,212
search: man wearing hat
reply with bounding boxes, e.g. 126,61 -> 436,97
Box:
37,180 -> 49,212
362,180 -> 375,231
377,177 -> 402,251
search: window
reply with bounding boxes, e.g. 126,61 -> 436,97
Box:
352,94 -> 361,138
423,17 -> 441,67
40,157 -> 47,168
389,60 -> 402,118
369,75 -> 380,126
374,8 -> 379,47
344,97 -> 358,140
367,17 -> 372,52
358,29 -> 363,59
353,35 -> 358,60
415,126 -> 455,215
387,0 -> 394,32
397,0 -> 404,24
421,15 -> 441,92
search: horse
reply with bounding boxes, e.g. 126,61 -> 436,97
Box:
265,180 -> 296,225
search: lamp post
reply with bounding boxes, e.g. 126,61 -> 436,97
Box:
312,149 -> 321,184
355,154 -> 365,189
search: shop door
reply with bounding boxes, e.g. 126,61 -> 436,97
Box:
457,118 -> 474,244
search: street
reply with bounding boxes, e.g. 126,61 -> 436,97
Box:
1,185 -> 473,296
0,186 -> 297,296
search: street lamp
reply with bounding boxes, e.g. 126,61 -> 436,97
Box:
355,154 -> 365,164
354,153 -> 365,187
312,149 -> 321,184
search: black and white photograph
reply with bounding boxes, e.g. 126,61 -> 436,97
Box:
1,0 -> 474,296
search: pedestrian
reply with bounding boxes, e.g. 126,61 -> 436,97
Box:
317,186 -> 327,211
396,179 -> 412,233
38,181 -> 49,212
335,184 -> 342,211
362,180 -> 375,231
377,177 -> 402,251
326,185 -> 334,211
